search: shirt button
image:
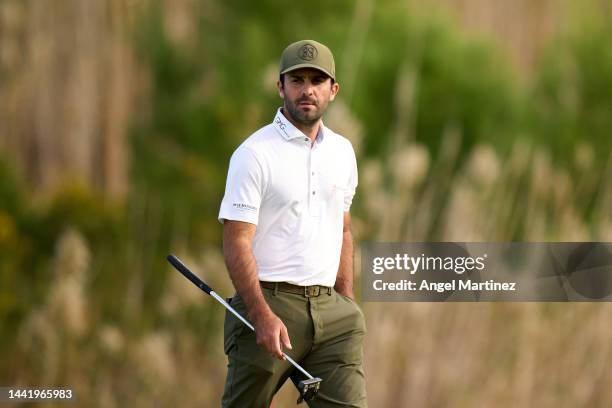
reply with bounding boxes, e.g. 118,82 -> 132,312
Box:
312,191 -> 316,195
311,172 -> 315,175
304,137 -> 309,142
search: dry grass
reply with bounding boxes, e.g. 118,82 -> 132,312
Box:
350,141 -> 612,407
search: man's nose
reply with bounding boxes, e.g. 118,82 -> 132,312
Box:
301,81 -> 314,95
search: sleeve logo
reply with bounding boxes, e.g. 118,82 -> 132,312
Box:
232,203 -> 258,212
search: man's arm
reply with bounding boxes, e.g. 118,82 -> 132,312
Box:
334,211 -> 355,299
222,220 -> 291,359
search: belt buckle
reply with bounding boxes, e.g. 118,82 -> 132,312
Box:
304,285 -> 320,297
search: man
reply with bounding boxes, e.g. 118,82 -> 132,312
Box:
218,40 -> 367,407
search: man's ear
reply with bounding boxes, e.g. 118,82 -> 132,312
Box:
277,80 -> 285,99
329,82 -> 340,102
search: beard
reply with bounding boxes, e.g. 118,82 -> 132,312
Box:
284,96 -> 329,127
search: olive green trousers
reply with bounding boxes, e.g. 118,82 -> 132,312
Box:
221,285 -> 367,407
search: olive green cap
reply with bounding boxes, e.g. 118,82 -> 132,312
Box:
279,40 -> 336,80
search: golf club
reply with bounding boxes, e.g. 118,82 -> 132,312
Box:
166,254 -> 322,404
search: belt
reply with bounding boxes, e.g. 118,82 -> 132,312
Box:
260,281 -> 332,297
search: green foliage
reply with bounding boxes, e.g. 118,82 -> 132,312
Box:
0,158 -> 23,217
532,8 -> 612,168
0,159 -> 25,354
354,7 -> 521,158
0,170 -> 125,362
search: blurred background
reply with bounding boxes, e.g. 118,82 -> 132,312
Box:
1,0 -> 612,406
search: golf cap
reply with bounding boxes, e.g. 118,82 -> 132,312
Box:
280,40 -> 336,80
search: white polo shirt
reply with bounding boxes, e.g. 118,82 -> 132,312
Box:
218,108 -> 358,287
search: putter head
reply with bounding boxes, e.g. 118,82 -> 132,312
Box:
296,377 -> 322,404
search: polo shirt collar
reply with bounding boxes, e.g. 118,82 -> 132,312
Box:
272,108 -> 326,143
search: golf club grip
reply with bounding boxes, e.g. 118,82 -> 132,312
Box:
167,254 -> 213,295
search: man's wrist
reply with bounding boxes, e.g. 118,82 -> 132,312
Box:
249,302 -> 273,324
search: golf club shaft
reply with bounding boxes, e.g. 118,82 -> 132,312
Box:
167,254 -> 314,380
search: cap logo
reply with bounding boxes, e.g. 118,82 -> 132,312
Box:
298,44 -> 318,61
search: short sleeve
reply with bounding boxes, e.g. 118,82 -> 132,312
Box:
218,147 -> 264,225
343,144 -> 358,212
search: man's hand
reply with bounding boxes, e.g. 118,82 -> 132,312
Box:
252,309 -> 292,360
334,212 -> 355,299
336,288 -> 355,299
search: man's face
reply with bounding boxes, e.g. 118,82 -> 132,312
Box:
278,68 -> 339,127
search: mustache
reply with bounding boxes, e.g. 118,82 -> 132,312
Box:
296,98 -> 318,106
